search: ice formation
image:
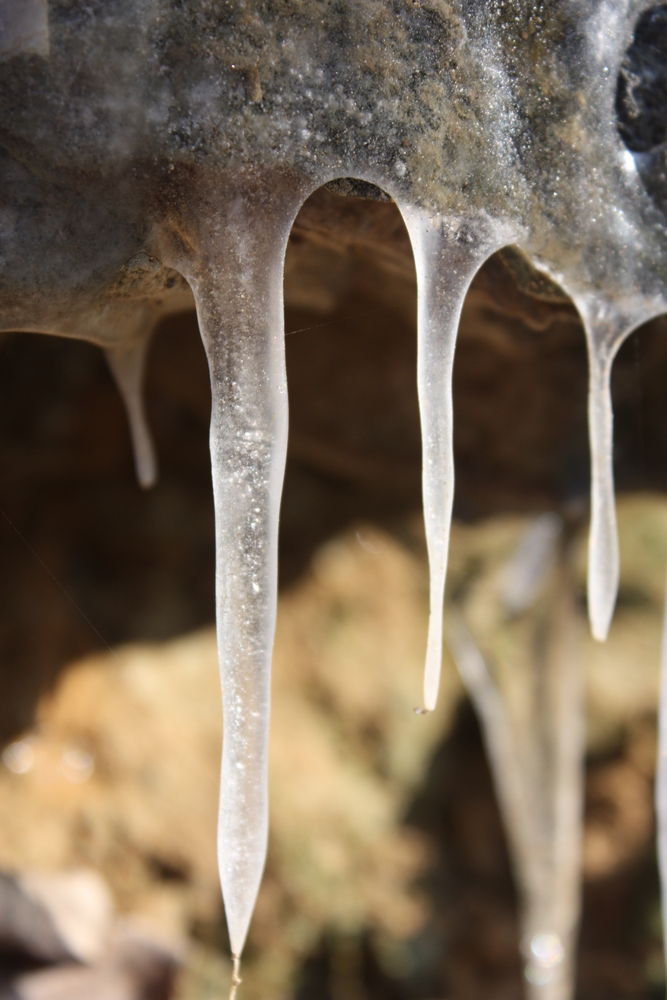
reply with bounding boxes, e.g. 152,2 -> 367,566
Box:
3,0 -> 667,988
105,337 -> 158,490
156,180 -> 313,957
0,0 -> 48,61
402,207 -> 510,710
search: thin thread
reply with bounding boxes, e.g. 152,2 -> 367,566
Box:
285,305 -> 397,337
0,505 -> 118,660
229,955 -> 242,1000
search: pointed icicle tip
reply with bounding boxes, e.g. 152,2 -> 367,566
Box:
185,184 -> 309,974
105,339 -> 158,490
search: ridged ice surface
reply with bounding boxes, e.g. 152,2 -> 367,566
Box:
3,0 -> 667,981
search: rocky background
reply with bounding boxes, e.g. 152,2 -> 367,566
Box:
0,190 -> 666,999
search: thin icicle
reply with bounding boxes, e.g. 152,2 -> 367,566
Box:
398,207 -> 500,711
105,337 -> 158,490
657,565 -> 667,987
585,340 -> 618,641
168,181 -> 311,966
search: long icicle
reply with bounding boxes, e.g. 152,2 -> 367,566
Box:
105,335 -> 158,490
180,181 -> 310,970
585,337 -> 618,641
400,208 -> 497,711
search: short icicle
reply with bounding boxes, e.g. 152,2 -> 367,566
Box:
170,177 -> 311,972
105,336 -> 158,489
399,207 -> 498,711
657,564 -> 667,988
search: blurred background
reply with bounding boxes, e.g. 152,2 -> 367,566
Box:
0,188 -> 666,999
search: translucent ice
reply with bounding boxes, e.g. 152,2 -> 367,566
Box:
0,0 -> 48,62
502,514 -> 563,617
5,0 -> 667,985
659,570 -> 667,990
447,522 -> 584,1000
399,206 -> 510,710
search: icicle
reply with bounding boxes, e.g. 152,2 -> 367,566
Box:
580,304 -> 652,642
196,269 -> 285,960
657,565 -> 667,987
167,180 -> 312,967
398,207 -> 501,711
105,337 -> 158,490
502,513 -> 563,616
584,338 -> 618,642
